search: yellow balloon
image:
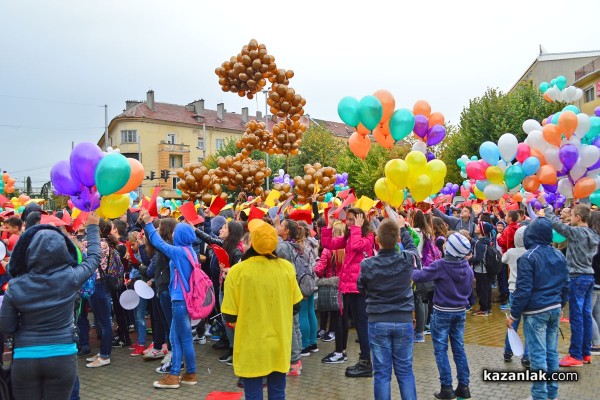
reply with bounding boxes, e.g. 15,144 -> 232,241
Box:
374,177 -> 392,202
384,159 -> 409,189
374,177 -> 404,207
410,174 -> 432,202
485,166 -> 504,185
98,194 -> 130,219
426,159 -> 447,181
405,151 -> 427,175
431,179 -> 444,196
473,186 -> 486,200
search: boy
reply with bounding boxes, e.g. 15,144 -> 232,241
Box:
2,216 -> 23,254
413,232 -> 474,400
357,216 -> 418,400
507,217 -> 569,400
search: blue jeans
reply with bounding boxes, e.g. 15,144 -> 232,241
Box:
88,281 -> 112,358
430,309 -> 469,388
523,308 -> 561,400
568,275 -> 594,360
135,297 -> 148,345
299,293 -> 318,348
504,293 -> 529,357
368,322 -> 417,400
170,300 -> 196,375
244,372 -> 286,400
77,298 -> 90,352
70,375 -> 80,400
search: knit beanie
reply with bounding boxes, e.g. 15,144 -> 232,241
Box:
479,221 -> 494,237
446,232 -> 471,259
210,216 -> 227,236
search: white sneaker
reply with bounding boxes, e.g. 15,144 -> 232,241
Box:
86,357 -> 110,368
161,351 -> 172,365
86,353 -> 100,362
144,348 -> 166,360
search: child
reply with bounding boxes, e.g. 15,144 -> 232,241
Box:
413,232 -> 474,400
357,216 -> 418,400
3,216 -> 23,254
470,222 -> 494,317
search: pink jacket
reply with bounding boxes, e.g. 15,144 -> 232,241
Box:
315,248 -> 343,279
320,225 -> 375,294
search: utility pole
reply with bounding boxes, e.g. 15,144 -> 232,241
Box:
104,104 -> 108,151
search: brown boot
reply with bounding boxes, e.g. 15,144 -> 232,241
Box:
180,372 -> 197,385
153,374 -> 180,389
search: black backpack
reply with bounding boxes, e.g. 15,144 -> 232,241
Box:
292,247 -> 316,297
483,243 -> 502,275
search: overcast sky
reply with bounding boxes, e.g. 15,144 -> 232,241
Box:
1,0 -> 599,190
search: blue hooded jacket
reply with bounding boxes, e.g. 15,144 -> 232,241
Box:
144,222 -> 197,301
509,217 -> 569,321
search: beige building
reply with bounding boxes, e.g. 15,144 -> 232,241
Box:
98,90 -> 354,198
573,57 -> 600,115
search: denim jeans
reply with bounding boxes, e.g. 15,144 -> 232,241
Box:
368,322 -> 417,400
88,281 -> 112,358
135,297 -> 148,345
504,293 -> 528,357
430,309 -> 469,387
169,300 -> 196,375
291,313 -> 302,363
12,354 -> 77,400
77,298 -> 90,352
568,275 -> 594,360
299,293 -> 318,348
592,290 -> 600,346
244,371 -> 286,400
523,308 -> 561,400
70,375 -> 80,400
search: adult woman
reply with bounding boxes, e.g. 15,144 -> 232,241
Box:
0,212 -> 101,399
589,211 -> 600,354
297,221 -> 319,356
320,208 -> 375,378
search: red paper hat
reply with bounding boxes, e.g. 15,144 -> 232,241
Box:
180,202 -> 204,225
248,205 -> 265,222
289,209 -> 312,226
40,214 -> 68,226
210,196 -> 226,216
334,193 -> 356,219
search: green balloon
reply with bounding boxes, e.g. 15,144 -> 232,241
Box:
337,97 -> 360,127
504,165 -> 524,190
95,153 -> 131,195
357,95 -> 383,131
589,116 -> 600,136
591,190 -> 600,207
563,105 -> 579,114
539,82 -> 550,93
389,108 -> 415,141
552,230 -> 566,244
555,75 -> 567,91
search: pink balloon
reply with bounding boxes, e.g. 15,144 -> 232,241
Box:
466,161 -> 486,180
516,143 -> 531,163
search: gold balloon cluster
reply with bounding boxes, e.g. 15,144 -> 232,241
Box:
176,163 -> 221,203
292,163 -> 337,204
215,39 -> 276,100
271,118 -> 307,156
268,69 -> 306,122
213,154 -> 272,199
236,120 -> 271,157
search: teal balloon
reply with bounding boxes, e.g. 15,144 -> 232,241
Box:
591,190 -> 600,207
539,82 -> 550,93
470,156 -> 478,161
357,95 -> 383,131
324,193 -> 333,202
504,165 -> 525,190
479,141 -> 500,165
551,112 -> 561,125
522,157 -> 540,177
563,105 -> 579,114
176,189 -> 182,196
552,230 -> 566,243
457,159 -> 466,168
94,153 -> 131,195
555,75 -> 567,91
589,116 -> 600,137
389,108 -> 415,141
550,78 -> 557,87
337,97 -> 360,127
476,179 -> 490,191
17,206 -> 25,214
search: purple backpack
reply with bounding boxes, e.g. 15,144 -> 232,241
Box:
421,236 -> 442,267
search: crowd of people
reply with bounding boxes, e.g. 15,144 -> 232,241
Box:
0,193 -> 599,400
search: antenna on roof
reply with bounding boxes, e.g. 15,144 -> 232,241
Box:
539,44 -> 548,55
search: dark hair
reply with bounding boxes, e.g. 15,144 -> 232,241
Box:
223,221 -> 244,258
573,204 -> 591,223
284,219 -> 300,241
159,218 -> 177,243
99,218 -> 119,248
463,206 -> 473,216
112,219 -> 127,237
241,246 -> 277,261
589,211 -> 600,234
4,216 -> 23,230
377,219 -> 399,249
478,212 -> 492,224
346,208 -> 373,238
432,216 -> 448,238
412,210 -> 432,239
507,210 -> 519,223
145,219 -> 161,258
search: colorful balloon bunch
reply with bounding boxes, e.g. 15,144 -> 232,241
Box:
440,183 -> 459,197
0,172 -> 16,194
273,169 -> 294,188
334,173 -> 350,193
539,75 -> 583,103
410,100 -> 446,146
292,163 -> 337,204
51,143 -> 144,218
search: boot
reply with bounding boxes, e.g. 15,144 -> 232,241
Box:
454,384 -> 471,399
153,374 -> 180,389
180,372 -> 197,385
345,354 -> 373,378
434,386 -> 456,399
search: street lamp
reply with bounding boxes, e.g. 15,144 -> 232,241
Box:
262,88 -> 271,190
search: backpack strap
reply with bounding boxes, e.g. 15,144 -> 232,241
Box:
174,247 -> 196,293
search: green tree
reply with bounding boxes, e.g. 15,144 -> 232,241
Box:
26,176 -> 32,195
440,82 -> 564,184
287,124 -> 345,177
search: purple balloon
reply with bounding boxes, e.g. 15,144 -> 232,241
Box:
452,184 -> 459,192
426,125 -> 446,146
70,142 -> 104,188
592,136 -> 600,149
542,183 -> 557,193
547,115 -> 553,124
70,187 -> 100,212
595,106 -> 600,117
555,195 -> 566,208
545,193 -> 556,204
588,157 -> 600,171
426,152 -> 435,161
51,160 -> 83,196
413,115 -> 429,138
559,144 -> 578,171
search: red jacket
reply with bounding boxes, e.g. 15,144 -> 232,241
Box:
497,222 -> 519,253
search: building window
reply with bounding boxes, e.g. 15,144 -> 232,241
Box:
584,87 -> 595,103
197,157 -> 203,162
197,137 -> 204,150
121,130 -> 137,143
172,177 -> 180,190
167,133 -> 176,144
216,139 -> 224,150
169,155 -> 183,168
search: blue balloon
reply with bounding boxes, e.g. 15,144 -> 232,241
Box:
389,108 -> 415,141
479,142 -> 500,166
522,157 -> 541,176
563,105 -> 580,114
129,191 -> 138,201
337,97 -> 360,127
476,179 -> 490,191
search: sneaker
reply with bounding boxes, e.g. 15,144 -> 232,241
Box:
317,329 -> 326,340
111,338 -> 128,348
161,351 -> 172,365
521,356 -> 530,368
144,348 -> 166,360
156,362 -> 171,374
211,334 -> 221,341
424,328 -> 431,336
499,303 -> 511,311
204,325 -> 211,337
343,351 -> 348,361
560,317 -> 570,323
131,344 -> 146,356
323,332 -> 335,342
300,347 -> 311,357
583,355 -> 592,364
128,343 -> 137,350
180,372 -> 197,386
86,357 -> 110,368
308,343 -> 319,353
153,374 -> 180,389
591,346 -> 600,356
504,351 -> 513,362
143,343 -> 154,355
212,338 -> 229,350
86,354 -> 100,362
219,350 -> 233,363
128,324 -> 135,332
559,355 -> 583,367
473,311 -> 490,317
237,377 -> 244,388
226,357 -> 234,366
414,333 -> 425,343
77,348 -> 91,358
287,360 -> 302,376
322,351 -> 346,364
197,336 -> 207,345
466,305 -> 473,312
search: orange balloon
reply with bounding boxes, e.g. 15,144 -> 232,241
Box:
413,100 -> 431,118
428,112 -> 445,128
373,125 -> 394,149
573,177 -> 595,199
1,173 -> 8,183
542,124 -> 561,147
373,89 -> 395,123
544,93 -> 553,102
522,176 -> 540,192
512,193 -> 524,203
530,149 -> 546,166
7,178 -> 16,186
558,111 -> 578,139
537,165 -> 557,185
116,158 -> 145,194
348,132 -> 371,159
541,118 -> 547,126
356,123 -> 370,137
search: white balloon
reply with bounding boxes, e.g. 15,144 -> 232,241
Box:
570,161 -> 587,182
464,182 -> 471,190
278,169 -> 285,176
119,289 -> 140,310
460,171 -> 467,179
522,119 -> 542,135
595,176 -> 600,190
564,86 -> 577,102
134,280 -> 155,300
546,86 -> 560,101
508,185 -> 522,195
574,113 -> 591,138
498,133 -> 518,162
484,184 -> 506,201
558,178 -> 574,199
497,160 -> 508,172
527,130 -> 549,150
580,144 -> 600,168
545,148 -> 563,171
573,88 -> 584,101
412,141 -> 427,154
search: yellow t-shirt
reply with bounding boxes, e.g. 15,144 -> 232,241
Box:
221,255 -> 303,378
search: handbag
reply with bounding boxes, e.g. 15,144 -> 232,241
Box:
316,254 -> 340,312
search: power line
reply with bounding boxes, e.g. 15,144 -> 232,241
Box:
0,94 -> 104,108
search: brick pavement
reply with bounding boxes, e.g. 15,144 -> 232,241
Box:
75,303 -> 598,400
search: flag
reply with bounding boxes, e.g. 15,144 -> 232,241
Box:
210,196 -> 227,216
180,201 -> 204,225
264,190 -> 280,207
248,205 -> 265,222
148,186 -> 161,217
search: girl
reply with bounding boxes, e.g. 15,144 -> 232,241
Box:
297,221 -> 320,356
470,221 -> 494,316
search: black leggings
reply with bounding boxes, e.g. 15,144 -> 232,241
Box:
475,272 -> 492,312
110,288 -> 131,344
11,354 -> 77,400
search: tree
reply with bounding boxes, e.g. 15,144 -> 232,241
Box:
440,82 -> 565,184
26,176 -> 32,195
287,125 -> 345,177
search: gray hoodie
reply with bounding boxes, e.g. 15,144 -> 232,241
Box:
504,226 -> 527,292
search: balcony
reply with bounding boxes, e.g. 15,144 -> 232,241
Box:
158,143 -> 190,153
575,57 -> 600,81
